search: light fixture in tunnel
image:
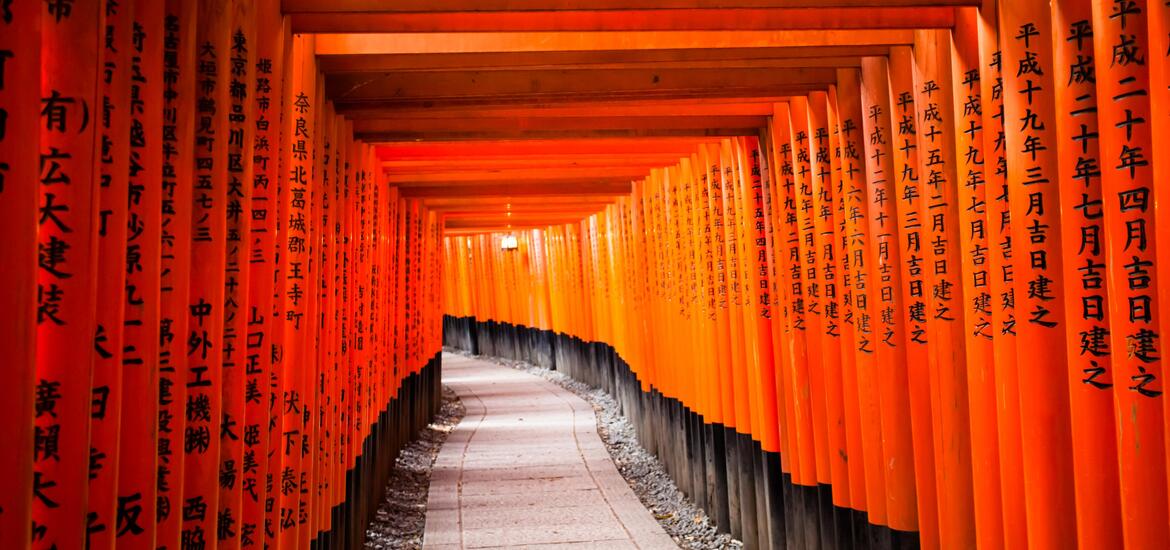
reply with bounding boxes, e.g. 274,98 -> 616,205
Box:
500,234 -> 519,250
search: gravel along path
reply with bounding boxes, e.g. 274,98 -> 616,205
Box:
364,385 -> 466,550
447,349 -> 743,550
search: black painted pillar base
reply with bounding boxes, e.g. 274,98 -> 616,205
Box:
313,351 -> 442,549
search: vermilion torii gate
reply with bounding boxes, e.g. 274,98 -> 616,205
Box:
3,1 -> 1170,549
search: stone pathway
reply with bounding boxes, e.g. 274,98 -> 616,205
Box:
423,353 -> 678,549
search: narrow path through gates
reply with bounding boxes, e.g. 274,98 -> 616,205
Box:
422,354 -> 677,550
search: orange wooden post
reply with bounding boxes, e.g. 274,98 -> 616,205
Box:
117,0 -> 165,546
826,83 -> 868,516
343,133 -> 359,507
0,1 -> 40,547
704,144 -> 737,436
745,134 -> 785,548
182,0 -> 231,546
769,104 -> 818,489
759,124 -> 797,481
789,96 -> 833,489
1148,0 -> 1170,529
974,4 -> 1029,546
744,137 -> 782,464
218,3 -> 257,547
730,140 -> 763,460
858,56 -> 921,537
279,32 -> 316,548
836,69 -> 890,526
910,31 -> 980,549
1090,1 -> 1170,546
1051,1 -> 1125,547
88,1 -> 134,545
725,140 -> 757,454
328,127 -> 343,544
809,91 -> 851,508
949,12 -> 1006,549
731,139 -> 764,548
998,5 -> 1081,547
884,46 -> 941,550
310,101 -> 333,545
690,146 -> 731,529
34,2 -> 103,548
157,2 -> 197,547
265,14 -> 294,548
341,133 -> 353,510
0,0 -> 36,532
243,2 -> 287,546
297,64 -> 326,548
718,139 -> 759,543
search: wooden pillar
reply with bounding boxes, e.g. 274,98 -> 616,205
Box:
265,11 -> 293,547
1000,3 -> 1080,547
858,56 -> 921,538
1052,0 -> 1125,547
88,0 -> 135,545
116,0 -> 165,546
181,0 -> 231,546
951,10 -> 1006,549
828,80 -> 875,514
0,1 -> 40,547
808,92 -> 852,510
974,4 -> 1029,547
1090,1 -> 1170,546
217,1 -> 257,547
242,1 -> 287,546
885,46 -> 943,550
157,2 -> 196,548
705,143 -> 737,435
790,97 -> 833,491
836,68 -> 890,530
769,105 -> 818,491
1148,0 -> 1170,531
34,2 -> 103,548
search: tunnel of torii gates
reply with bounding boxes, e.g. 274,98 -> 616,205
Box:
7,1 -> 1170,550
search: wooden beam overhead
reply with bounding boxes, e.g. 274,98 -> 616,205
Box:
317,46 -> 889,73
291,8 -> 954,33
377,138 -> 719,159
354,115 -> 767,136
387,167 -> 650,185
438,204 -> 609,213
392,176 -> 639,189
445,216 -> 593,229
284,0 -> 979,13
399,181 -> 632,198
353,102 -> 776,119
326,67 -> 836,105
384,155 -> 687,171
425,199 -> 617,212
314,30 -> 915,56
423,195 -> 618,205
359,127 -> 756,141
442,207 -> 607,218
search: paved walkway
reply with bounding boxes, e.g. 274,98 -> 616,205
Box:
423,353 -> 678,549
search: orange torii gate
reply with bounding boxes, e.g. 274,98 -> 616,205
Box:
4,2 -> 445,549
439,3 -> 1170,550
6,1 -> 1170,549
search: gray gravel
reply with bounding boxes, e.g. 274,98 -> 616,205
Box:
364,385 -> 466,550
448,348 -> 742,550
